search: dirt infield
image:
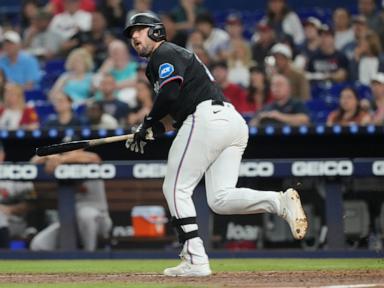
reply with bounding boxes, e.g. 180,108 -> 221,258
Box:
1,270 -> 383,287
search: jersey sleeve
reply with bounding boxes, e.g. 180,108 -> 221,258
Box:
153,48 -> 187,89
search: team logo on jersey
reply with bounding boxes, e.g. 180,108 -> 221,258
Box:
159,63 -> 174,78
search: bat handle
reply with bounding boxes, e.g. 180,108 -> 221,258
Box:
88,134 -> 134,147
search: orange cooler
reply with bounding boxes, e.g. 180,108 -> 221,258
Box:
131,206 -> 167,237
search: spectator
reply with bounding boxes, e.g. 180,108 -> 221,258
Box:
251,23 -> 277,69
64,11 -> 114,68
46,0 -> 96,14
0,69 -> 7,102
85,101 -> 118,129
333,8 -> 354,51
225,13 -> 249,46
160,13 -> 188,48
49,0 -> 92,40
342,15 -> 370,60
170,0 -> 207,32
260,0 -> 304,45
44,92 -> 83,128
249,74 -> 310,126
0,31 -> 41,91
326,87 -> 371,126
358,0 -> 384,46
98,40 -> 138,107
127,80 -> 153,127
306,25 -> 349,84
186,29 -> 205,51
50,48 -> 94,104
368,72 -> 384,125
195,13 -> 230,61
96,74 -> 130,124
227,39 -> 253,87
23,9 -> 65,60
296,17 -> 322,70
0,142 -> 36,249
211,61 -> 250,114
246,66 -> 271,114
0,83 -> 39,131
20,0 -> 41,31
98,0 -> 126,30
30,144 -> 112,251
270,43 -> 310,101
349,31 -> 384,85
126,0 -> 154,26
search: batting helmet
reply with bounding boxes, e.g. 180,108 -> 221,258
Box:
124,13 -> 166,42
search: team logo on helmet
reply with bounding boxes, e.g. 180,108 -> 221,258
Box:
159,63 -> 174,78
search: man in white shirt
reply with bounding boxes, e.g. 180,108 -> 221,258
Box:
49,0 -> 92,40
195,13 -> 230,61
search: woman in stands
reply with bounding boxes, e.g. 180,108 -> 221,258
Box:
0,83 -> 39,130
260,0 -> 304,46
50,48 -> 95,104
326,87 -> 372,126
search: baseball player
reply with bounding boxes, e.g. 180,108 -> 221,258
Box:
124,13 -> 308,277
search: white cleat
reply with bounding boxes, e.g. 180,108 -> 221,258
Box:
163,259 -> 212,277
280,188 -> 308,240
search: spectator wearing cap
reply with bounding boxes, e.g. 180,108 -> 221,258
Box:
49,0 -> 92,40
349,31 -> 384,85
306,25 -> 349,84
251,22 -> 277,69
0,83 -> 39,131
44,91 -> 83,128
23,9 -> 65,60
296,17 -> 322,70
0,31 -> 41,91
368,73 -> 384,125
332,8 -> 355,51
160,13 -> 188,48
211,61 -> 250,114
259,0 -> 304,45
270,43 -> 310,101
249,74 -> 310,127
195,13 -> 231,61
342,15 -> 370,60
326,87 -> 371,126
358,0 -> 384,46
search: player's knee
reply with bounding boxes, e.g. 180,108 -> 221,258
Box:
207,191 -> 230,215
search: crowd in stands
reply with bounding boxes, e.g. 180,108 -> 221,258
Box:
0,0 -> 384,131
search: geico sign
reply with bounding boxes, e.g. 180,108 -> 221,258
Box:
54,164 -> 116,179
133,163 -> 167,178
292,160 -> 353,176
239,162 -> 274,177
0,165 -> 37,180
372,161 -> 384,176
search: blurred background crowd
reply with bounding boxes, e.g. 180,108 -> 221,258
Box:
0,0 -> 383,132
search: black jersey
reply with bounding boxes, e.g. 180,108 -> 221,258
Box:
145,42 -> 225,127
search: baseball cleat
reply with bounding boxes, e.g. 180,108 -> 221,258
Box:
163,259 -> 212,277
280,188 -> 308,240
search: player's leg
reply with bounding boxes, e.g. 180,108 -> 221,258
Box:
30,222 -> 60,251
162,113 -> 212,276
76,206 -> 100,251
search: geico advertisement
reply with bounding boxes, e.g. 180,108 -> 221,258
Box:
0,164 -> 37,180
291,160 -> 353,176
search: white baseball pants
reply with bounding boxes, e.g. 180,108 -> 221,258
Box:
162,100 -> 282,264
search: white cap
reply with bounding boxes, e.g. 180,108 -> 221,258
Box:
371,72 -> 384,84
270,43 -> 292,59
3,31 -> 21,44
304,17 -> 322,30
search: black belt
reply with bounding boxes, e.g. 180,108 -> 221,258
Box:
212,100 -> 224,106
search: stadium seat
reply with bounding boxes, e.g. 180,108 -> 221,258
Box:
24,89 -> 47,102
343,200 -> 370,242
34,102 -> 56,125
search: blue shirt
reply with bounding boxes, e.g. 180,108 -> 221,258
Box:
63,73 -> 94,103
0,51 -> 41,87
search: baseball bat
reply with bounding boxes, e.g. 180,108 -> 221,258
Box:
35,134 -> 134,156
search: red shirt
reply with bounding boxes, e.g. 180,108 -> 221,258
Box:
50,0 -> 96,14
223,83 -> 254,114
0,106 -> 39,128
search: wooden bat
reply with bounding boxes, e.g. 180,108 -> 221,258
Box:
35,134 -> 134,156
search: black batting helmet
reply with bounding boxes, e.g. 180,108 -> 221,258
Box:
123,13 -> 166,42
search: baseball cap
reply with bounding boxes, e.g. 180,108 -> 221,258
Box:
303,17 -> 322,30
3,31 -> 21,44
371,73 -> 384,84
226,13 -> 242,25
270,43 -> 292,59
319,24 -> 334,35
257,22 -> 273,32
352,15 -> 367,25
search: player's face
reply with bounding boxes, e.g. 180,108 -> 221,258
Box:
131,26 -> 155,57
